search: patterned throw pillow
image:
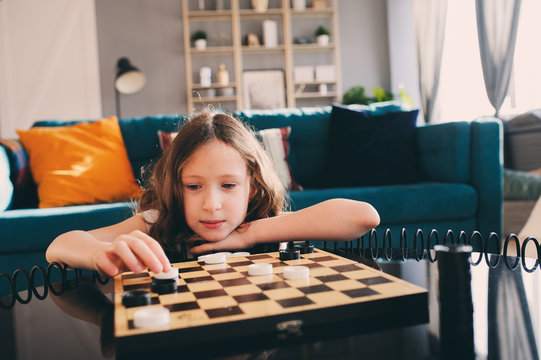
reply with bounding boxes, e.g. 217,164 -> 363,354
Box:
157,127 -> 302,191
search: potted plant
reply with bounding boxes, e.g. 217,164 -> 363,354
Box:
315,25 -> 330,46
191,30 -> 208,50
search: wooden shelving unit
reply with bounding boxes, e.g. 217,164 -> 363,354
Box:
182,0 -> 341,113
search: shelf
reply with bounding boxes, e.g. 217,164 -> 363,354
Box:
238,9 -> 284,18
291,8 -> 334,17
242,45 -> 285,54
295,81 -> 337,86
183,0 -> 341,111
295,91 -> 338,99
187,10 -> 232,20
192,82 -> 236,89
292,43 -> 335,52
193,95 -> 237,103
191,46 -> 235,55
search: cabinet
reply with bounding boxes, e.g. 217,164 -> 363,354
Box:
182,0 -> 341,113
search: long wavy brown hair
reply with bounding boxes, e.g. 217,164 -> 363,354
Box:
138,112 -> 286,258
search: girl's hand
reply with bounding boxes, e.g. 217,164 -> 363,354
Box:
92,230 -> 171,277
189,225 -> 255,254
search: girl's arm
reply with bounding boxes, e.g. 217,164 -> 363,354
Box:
190,199 -> 380,253
46,215 -> 170,277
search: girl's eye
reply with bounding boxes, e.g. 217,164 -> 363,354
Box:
185,184 -> 201,190
222,183 -> 236,189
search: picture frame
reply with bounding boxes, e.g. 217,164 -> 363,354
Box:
242,70 -> 285,110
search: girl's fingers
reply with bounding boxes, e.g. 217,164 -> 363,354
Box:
127,236 -> 164,274
111,238 -> 145,273
94,252 -> 120,277
136,232 -> 171,271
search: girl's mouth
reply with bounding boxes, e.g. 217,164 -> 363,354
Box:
200,220 -> 225,229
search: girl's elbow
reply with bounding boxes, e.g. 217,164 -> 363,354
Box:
360,203 -> 380,231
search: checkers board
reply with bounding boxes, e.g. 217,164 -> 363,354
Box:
114,248 -> 428,354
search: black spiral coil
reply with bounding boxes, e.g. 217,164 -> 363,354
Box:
321,228 -> 539,271
1,228 -> 539,310
0,262 -> 108,310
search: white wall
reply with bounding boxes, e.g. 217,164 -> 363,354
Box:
0,0 -> 102,137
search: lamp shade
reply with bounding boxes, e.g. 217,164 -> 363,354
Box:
115,57 -> 146,94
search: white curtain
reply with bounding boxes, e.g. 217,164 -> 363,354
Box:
413,0 -> 448,123
476,0 -> 522,117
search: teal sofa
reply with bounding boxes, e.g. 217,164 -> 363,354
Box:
0,107 -> 503,292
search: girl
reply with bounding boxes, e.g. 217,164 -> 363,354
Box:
46,113 -> 380,277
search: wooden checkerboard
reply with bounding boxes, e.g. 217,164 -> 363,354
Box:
114,248 -> 428,353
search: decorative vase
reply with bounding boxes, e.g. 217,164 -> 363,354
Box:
217,64 -> 229,86
317,34 -> 329,46
251,0 -> 268,13
194,39 -> 207,50
292,0 -> 305,11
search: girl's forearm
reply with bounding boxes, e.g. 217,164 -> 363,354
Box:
250,199 -> 380,244
46,231 -> 108,271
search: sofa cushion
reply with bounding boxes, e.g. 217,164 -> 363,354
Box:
325,104 -> 420,187
0,146 -> 13,211
235,107 -> 331,188
17,117 -> 141,208
289,182 -> 477,223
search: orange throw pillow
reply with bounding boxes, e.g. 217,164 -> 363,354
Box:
17,116 -> 142,208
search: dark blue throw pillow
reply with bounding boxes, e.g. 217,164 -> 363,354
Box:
325,104 -> 420,187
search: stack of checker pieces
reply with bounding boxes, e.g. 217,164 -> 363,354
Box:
114,248 -> 428,355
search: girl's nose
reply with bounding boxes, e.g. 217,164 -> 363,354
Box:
202,188 -> 222,211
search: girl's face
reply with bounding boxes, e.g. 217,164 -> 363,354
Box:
181,140 -> 251,242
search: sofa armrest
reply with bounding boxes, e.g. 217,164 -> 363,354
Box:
417,121 -> 471,183
470,118 -> 503,238
417,119 -> 503,240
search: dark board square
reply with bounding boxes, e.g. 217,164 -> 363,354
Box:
165,301 -> 200,312
184,276 -> 214,283
176,285 -> 189,293
276,296 -> 314,308
247,254 -> 272,260
218,278 -> 251,287
193,289 -> 228,299
358,276 -> 392,285
303,262 -> 324,269
121,273 -> 150,280
206,306 -> 244,318
233,293 -> 269,303
123,283 -> 151,292
228,261 -> 254,267
342,288 -> 379,298
310,256 -> 337,262
331,264 -> 363,272
272,262 -> 288,268
207,268 -> 237,275
298,284 -> 333,294
151,297 -> 160,305
179,266 -> 204,273
258,281 -> 290,291
128,320 -> 135,329
316,274 -> 348,283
